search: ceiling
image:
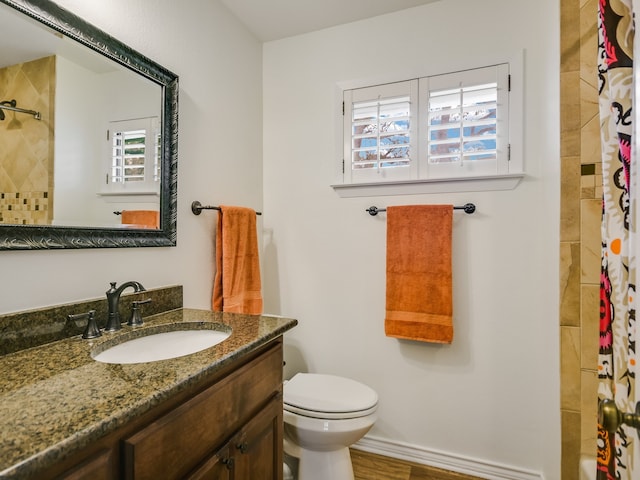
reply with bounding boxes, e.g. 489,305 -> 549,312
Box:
0,4 -> 115,70
219,0 -> 442,42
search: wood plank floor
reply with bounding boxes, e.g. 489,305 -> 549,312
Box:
351,449 -> 485,480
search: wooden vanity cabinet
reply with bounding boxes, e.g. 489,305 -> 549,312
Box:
226,394 -> 283,479
187,397 -> 283,479
47,339 -> 284,480
53,449 -> 115,480
187,445 -> 232,480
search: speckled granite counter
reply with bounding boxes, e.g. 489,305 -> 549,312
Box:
0,308 -> 297,479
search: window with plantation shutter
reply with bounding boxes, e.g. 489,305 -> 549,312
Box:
419,64 -> 510,179
102,117 -> 160,195
344,80 -> 417,184
338,62 -> 521,193
352,96 -> 410,169
426,84 -> 497,166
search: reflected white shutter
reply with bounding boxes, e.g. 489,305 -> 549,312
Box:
105,117 -> 160,193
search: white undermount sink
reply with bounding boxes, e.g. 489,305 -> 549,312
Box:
92,328 -> 231,364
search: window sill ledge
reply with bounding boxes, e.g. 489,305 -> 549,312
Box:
97,191 -> 160,197
331,173 -> 524,198
96,191 -> 160,204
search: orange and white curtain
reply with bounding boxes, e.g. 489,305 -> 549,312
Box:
597,0 -> 637,478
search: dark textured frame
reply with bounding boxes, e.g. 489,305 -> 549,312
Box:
0,0 -> 178,249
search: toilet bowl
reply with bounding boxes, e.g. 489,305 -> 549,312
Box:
283,373 -> 378,480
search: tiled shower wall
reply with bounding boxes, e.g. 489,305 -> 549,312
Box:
0,55 -> 55,225
560,0 -> 602,478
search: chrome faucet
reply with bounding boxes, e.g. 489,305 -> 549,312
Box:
105,281 -> 146,332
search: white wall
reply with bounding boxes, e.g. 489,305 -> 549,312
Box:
0,0 -> 263,313
262,0 -> 560,479
54,55 -> 104,225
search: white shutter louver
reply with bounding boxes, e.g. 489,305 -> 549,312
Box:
343,80 -> 418,184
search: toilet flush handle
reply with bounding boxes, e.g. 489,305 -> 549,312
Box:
599,399 -> 640,434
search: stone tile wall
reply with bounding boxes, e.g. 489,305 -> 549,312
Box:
560,0 -> 601,478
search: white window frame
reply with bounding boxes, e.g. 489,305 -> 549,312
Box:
99,117 -> 160,196
334,57 -> 523,196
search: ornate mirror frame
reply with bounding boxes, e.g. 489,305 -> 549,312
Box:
0,0 -> 178,249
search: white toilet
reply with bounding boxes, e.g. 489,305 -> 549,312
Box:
283,373 -> 378,480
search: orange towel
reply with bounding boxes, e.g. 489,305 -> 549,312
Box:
385,205 -> 453,343
121,210 -> 160,229
212,206 -> 263,315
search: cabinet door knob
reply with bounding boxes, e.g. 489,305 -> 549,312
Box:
222,457 -> 234,470
236,442 -> 249,454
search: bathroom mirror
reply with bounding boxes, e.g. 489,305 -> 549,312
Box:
0,0 -> 178,249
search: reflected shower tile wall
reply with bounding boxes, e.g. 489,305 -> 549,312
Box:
0,192 -> 49,224
0,55 -> 55,225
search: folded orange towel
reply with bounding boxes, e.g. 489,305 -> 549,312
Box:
121,210 -> 160,229
212,206 -> 263,315
385,205 -> 453,343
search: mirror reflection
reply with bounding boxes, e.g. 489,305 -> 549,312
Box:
0,1 -> 164,231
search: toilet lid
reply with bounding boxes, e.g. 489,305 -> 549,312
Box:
284,373 -> 378,415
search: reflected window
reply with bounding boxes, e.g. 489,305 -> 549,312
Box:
104,117 -> 159,194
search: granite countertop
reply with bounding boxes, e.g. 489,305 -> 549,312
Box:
0,308 -> 297,479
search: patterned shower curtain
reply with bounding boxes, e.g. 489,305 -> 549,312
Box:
597,0 -> 637,479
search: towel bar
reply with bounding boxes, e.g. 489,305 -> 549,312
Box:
366,203 -> 476,216
191,201 -> 262,216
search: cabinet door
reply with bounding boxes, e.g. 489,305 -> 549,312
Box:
54,449 -> 115,480
232,396 -> 283,480
186,446 -> 233,480
123,343 -> 282,479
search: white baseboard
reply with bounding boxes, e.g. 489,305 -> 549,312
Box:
352,435 -> 544,480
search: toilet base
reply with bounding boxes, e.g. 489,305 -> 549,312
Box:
297,447 -> 354,480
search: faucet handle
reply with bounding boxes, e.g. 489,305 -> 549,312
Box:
127,299 -> 152,327
68,310 -> 101,339
106,282 -> 118,295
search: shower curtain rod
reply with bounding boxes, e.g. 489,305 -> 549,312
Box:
191,201 -> 262,216
0,100 -> 41,120
365,203 -> 476,216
